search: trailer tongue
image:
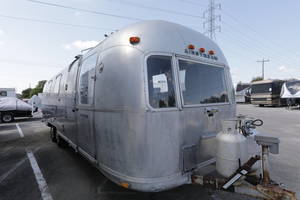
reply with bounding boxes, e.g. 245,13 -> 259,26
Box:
191,117 -> 297,200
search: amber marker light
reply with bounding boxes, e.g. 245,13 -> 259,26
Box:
187,44 -> 195,50
199,48 -> 205,53
208,50 -> 215,55
129,37 -> 140,44
120,182 -> 130,188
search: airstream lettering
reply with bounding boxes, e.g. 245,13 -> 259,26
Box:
40,20 -> 236,192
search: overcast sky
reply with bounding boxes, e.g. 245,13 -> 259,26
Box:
1,0 -> 300,93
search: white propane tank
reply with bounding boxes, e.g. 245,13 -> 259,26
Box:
216,119 -> 248,178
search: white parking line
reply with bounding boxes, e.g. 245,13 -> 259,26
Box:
26,150 -> 53,200
16,123 -> 24,138
0,156 -> 27,184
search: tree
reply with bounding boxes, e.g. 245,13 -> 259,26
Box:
21,88 -> 32,99
21,80 -> 47,99
251,76 -> 263,83
30,80 -> 47,97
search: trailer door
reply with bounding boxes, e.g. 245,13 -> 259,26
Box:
176,58 -> 232,170
76,54 -> 98,159
64,58 -> 80,145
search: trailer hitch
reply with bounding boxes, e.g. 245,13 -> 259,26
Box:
191,135 -> 297,200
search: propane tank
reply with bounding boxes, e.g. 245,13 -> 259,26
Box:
216,119 -> 248,178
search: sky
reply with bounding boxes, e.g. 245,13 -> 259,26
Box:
0,0 -> 300,93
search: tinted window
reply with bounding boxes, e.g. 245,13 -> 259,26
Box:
147,56 -> 176,108
178,60 -> 228,105
0,91 -> 7,96
251,83 -> 272,94
79,54 -> 97,104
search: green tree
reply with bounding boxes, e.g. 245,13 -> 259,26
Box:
251,76 -> 263,83
21,80 -> 47,99
30,80 -> 47,97
21,88 -> 32,99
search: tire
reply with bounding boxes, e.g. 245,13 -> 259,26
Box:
259,104 -> 264,107
50,127 -> 57,143
1,113 -> 14,123
56,134 -> 68,148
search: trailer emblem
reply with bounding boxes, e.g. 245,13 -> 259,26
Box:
184,48 -> 218,61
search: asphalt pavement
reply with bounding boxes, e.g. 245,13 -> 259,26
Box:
0,104 -> 299,200
237,104 -> 300,199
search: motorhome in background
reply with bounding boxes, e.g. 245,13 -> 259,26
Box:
235,83 -> 251,103
40,20 -> 236,192
0,88 -> 16,98
281,80 -> 300,106
251,80 -> 285,106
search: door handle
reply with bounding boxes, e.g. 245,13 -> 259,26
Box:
205,107 -> 219,117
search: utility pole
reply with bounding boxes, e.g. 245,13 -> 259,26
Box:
257,58 -> 270,80
203,0 -> 221,40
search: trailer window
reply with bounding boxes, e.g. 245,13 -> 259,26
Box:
178,60 -> 228,105
53,75 -> 62,94
46,80 -> 53,93
79,54 -> 97,105
147,55 -> 176,108
0,91 -> 7,97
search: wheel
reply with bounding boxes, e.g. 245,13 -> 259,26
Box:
50,127 -> 57,143
56,134 -> 68,148
1,113 -> 14,123
259,104 -> 264,107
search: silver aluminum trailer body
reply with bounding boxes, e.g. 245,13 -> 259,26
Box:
40,20 -> 235,192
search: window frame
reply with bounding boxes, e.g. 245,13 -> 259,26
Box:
53,74 -> 62,95
78,52 -> 99,106
144,53 -> 180,112
175,57 -> 230,108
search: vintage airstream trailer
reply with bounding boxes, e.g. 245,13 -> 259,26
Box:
41,20 -> 236,192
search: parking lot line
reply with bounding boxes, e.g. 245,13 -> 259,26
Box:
26,150 -> 53,200
0,155 -> 28,184
15,123 -> 24,138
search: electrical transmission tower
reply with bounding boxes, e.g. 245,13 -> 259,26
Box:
203,0 -> 221,40
257,58 -> 270,80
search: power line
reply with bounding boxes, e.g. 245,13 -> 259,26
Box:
219,30 -> 290,72
203,0 -> 221,40
0,13 -> 115,31
109,0 -> 204,18
181,0 -> 207,7
220,28 -> 295,69
221,21 -> 299,67
25,0 -> 143,21
222,10 -> 300,62
257,58 -> 270,80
